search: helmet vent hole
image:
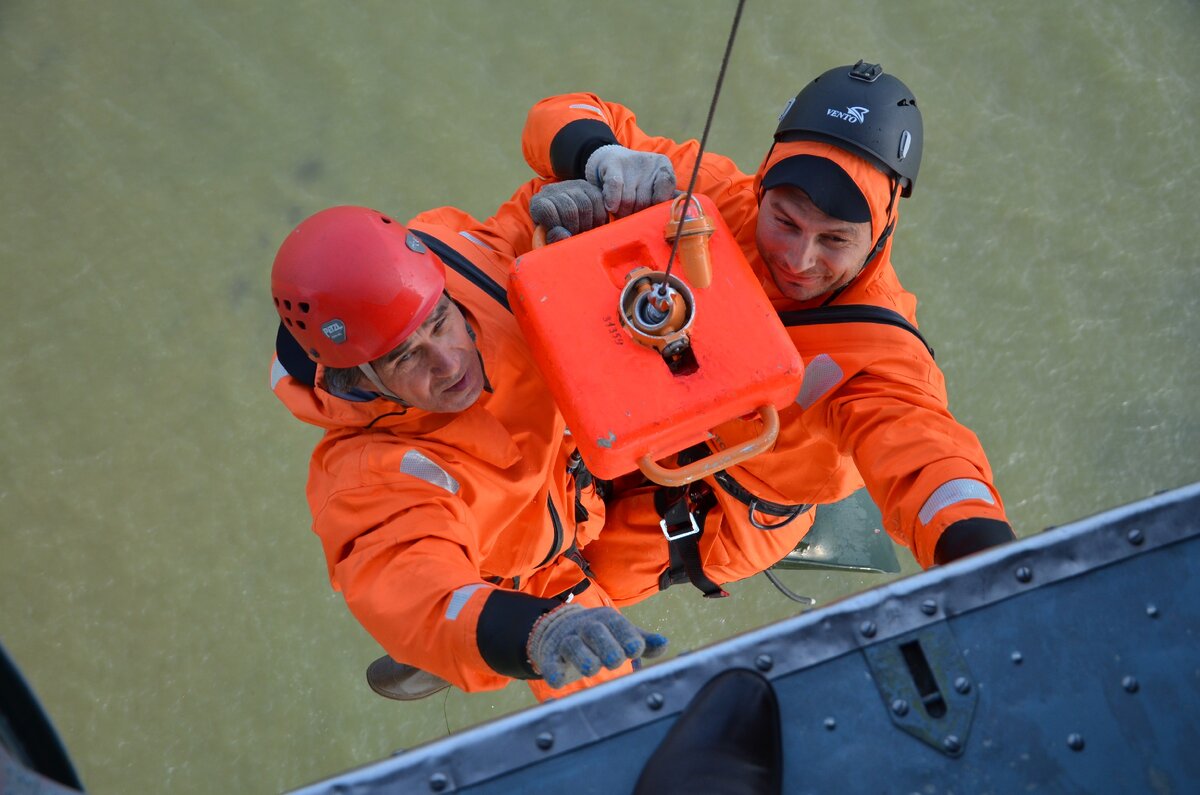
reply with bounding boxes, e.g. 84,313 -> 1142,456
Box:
309,348 -> 320,359
273,297 -> 280,307
298,302 -> 310,313
296,320 -> 306,330
284,317 -> 293,327
283,300 -> 292,310
379,216 -> 393,224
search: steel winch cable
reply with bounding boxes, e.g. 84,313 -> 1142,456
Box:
654,0 -> 747,306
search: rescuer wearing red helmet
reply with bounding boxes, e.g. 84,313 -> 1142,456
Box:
516,61 -> 1016,604
270,204 -> 666,699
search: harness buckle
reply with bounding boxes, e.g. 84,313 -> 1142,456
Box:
660,512 -> 701,541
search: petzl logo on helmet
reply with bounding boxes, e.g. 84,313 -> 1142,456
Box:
321,319 -> 347,344
827,106 -> 869,124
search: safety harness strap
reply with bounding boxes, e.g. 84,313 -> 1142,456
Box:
712,470 -> 811,523
655,483 -> 728,599
778,304 -> 935,358
567,450 -> 594,523
561,542 -> 594,579
411,229 -> 512,311
680,442 -> 810,525
486,541 -> 594,598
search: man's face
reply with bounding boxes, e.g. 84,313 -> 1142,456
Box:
371,295 -> 485,413
755,185 -> 874,302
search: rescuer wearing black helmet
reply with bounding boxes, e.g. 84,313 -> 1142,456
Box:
774,60 -> 923,196
518,61 -> 1015,605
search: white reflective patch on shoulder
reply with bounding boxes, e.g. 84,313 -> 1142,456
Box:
918,479 -> 996,526
445,583 -> 489,621
459,230 -> 493,250
270,357 -> 289,390
568,103 -> 605,118
796,354 -> 844,409
400,450 -> 461,494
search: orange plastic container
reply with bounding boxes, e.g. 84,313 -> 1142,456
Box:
508,194 -> 802,485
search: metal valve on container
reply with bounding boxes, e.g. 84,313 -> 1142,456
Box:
618,267 -> 696,373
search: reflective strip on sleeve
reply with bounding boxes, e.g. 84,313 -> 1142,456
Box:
918,479 -> 996,526
796,354 -> 844,409
270,357 -> 289,390
459,230 -> 493,250
445,583 -> 489,621
400,450 -> 461,495
568,102 -> 605,118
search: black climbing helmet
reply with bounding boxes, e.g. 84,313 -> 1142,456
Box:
774,60 -> 923,196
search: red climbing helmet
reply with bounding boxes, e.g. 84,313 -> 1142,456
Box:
271,206 -> 446,368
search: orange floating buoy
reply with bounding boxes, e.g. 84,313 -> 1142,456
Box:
510,193 -> 802,485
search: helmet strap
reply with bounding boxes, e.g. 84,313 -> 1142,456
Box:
821,179 -> 901,307
357,362 -> 411,406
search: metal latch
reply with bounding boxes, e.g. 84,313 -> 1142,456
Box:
660,512 -> 701,541
863,622 -> 978,757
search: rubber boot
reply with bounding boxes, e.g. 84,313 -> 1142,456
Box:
634,668 -> 782,795
365,656 -> 451,701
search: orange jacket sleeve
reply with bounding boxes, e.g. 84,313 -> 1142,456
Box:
820,333 -> 1008,567
709,323 -> 1009,568
310,436 -> 544,692
522,92 -> 762,258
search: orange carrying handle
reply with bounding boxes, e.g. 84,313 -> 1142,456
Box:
636,404 -> 780,487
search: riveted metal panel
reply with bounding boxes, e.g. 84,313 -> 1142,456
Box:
288,482 -> 1200,795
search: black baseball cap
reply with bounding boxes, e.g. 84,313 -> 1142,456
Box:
760,154 -> 871,223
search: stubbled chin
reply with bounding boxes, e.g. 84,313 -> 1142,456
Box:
445,368 -> 484,410
765,265 -> 817,301
778,281 -> 823,302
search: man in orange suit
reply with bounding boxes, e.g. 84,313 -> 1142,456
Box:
270,204 -> 666,698
518,61 -> 1015,604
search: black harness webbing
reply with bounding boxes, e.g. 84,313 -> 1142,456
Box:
712,470 -> 811,525
492,543 -> 594,601
656,482 -> 727,598
778,304 -> 935,359
411,229 -> 511,311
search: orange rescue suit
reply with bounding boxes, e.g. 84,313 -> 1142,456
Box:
271,207 -> 625,696
518,94 -> 1010,600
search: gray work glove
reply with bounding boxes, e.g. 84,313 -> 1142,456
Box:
584,144 -> 676,219
526,602 -> 668,689
529,179 -> 607,243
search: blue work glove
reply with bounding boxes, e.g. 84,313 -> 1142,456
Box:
529,179 -> 607,243
526,603 -> 668,689
584,144 -> 676,219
